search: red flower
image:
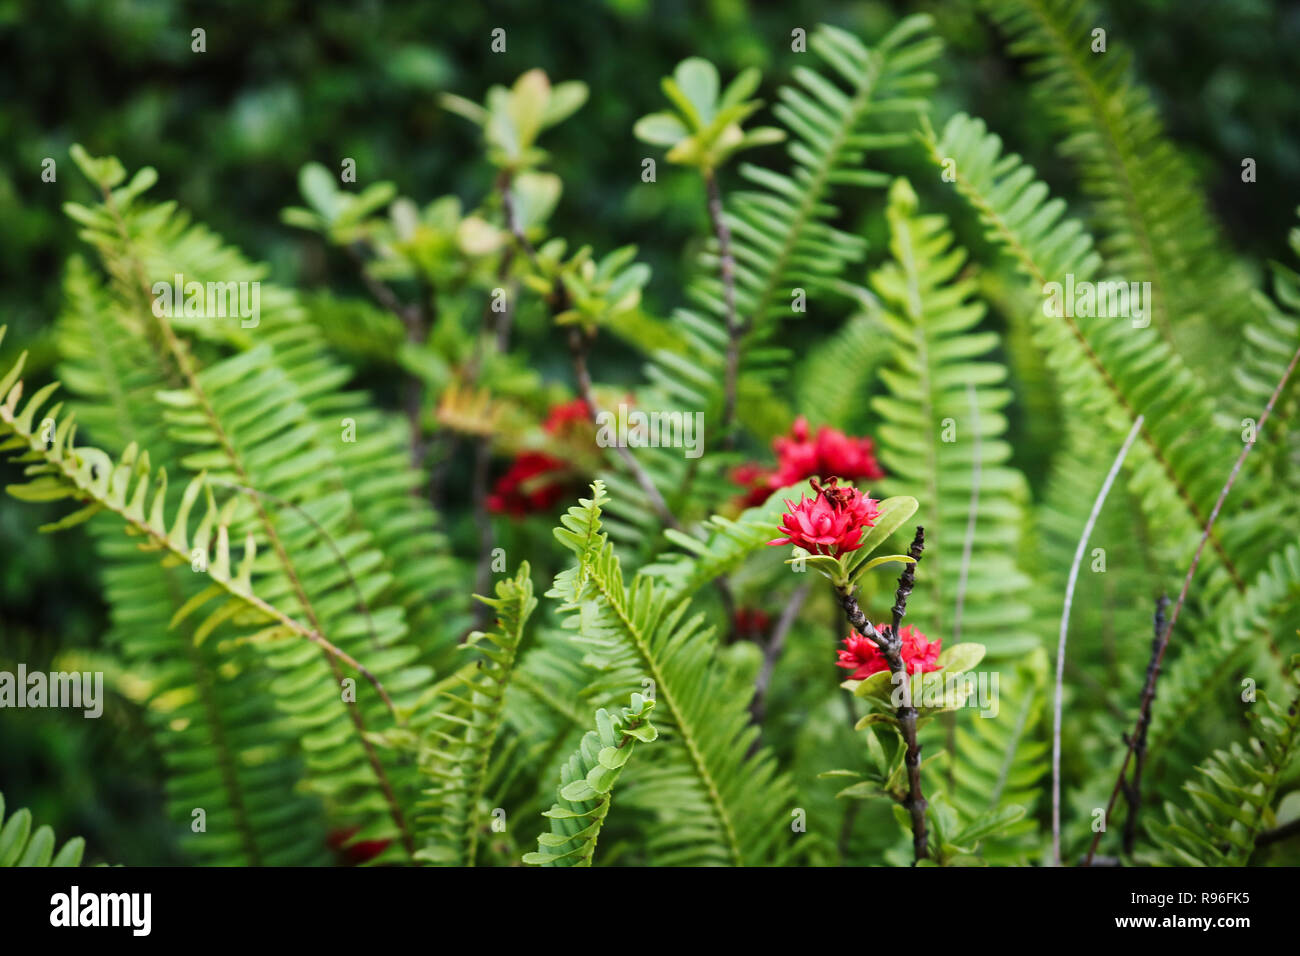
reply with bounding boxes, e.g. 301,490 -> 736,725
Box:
487,451 -> 573,517
770,417 -> 820,483
327,828 -> 391,865
767,480 -> 881,556
836,625 -> 942,679
804,422 -> 885,484
731,462 -> 776,508
542,398 -> 591,436
733,417 -> 884,506
733,607 -> 772,636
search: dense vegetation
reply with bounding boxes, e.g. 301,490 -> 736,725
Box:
2,0 -> 1299,867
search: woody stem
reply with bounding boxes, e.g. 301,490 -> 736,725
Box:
834,526 -> 928,863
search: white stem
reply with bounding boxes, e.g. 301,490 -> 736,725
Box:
1051,414 -> 1144,865
952,381 -> 981,644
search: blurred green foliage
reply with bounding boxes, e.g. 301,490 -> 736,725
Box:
0,0 -> 1297,864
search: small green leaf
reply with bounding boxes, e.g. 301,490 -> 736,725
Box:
559,779 -> 597,802
542,81 -> 588,127
852,669 -> 896,702
951,805 -> 1027,846
844,496 -> 918,574
848,553 -> 915,584
937,642 -> 986,677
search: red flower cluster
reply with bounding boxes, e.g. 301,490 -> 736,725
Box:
734,417 -> 884,507
488,399 -> 592,517
836,625 -> 942,679
768,478 -> 880,556
487,451 -> 573,517
541,398 -> 591,437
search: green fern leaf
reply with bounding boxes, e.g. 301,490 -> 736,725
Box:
523,694 -> 657,866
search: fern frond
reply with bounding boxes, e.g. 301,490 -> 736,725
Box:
50,275 -> 332,865
946,648 -> 1049,862
548,480 -> 795,865
715,18 -> 938,330
415,564 -> 536,866
653,16 -> 940,402
0,791 -> 88,867
641,482 -> 800,603
1146,543 -> 1300,776
869,178 -> 1035,656
101,540 -> 331,865
1217,223 -> 1300,500
0,352 -> 382,692
523,694 -> 658,866
925,114 -> 1254,588
1143,665 -> 1300,866
979,0 -> 1262,368
64,149 -> 469,673
57,153 -> 477,856
0,338 -> 423,858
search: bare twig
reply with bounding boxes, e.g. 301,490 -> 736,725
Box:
835,526 -> 929,864
1256,817 -> 1300,849
1084,339 -> 1300,866
1122,595 -> 1168,856
345,241 -> 423,331
500,170 -> 540,268
464,171 -> 536,627
749,584 -> 812,731
1052,414 -> 1144,865
566,324 -> 682,531
487,170 -> 527,351
469,435 -> 495,633
345,242 -> 430,468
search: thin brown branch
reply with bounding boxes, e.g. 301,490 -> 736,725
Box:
500,170 -> 540,268
565,323 -> 682,531
1255,817 -> 1300,849
344,242 -> 431,468
1122,594 -> 1168,856
1084,338 -> 1300,866
749,584 -> 811,731
469,433 -> 495,633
